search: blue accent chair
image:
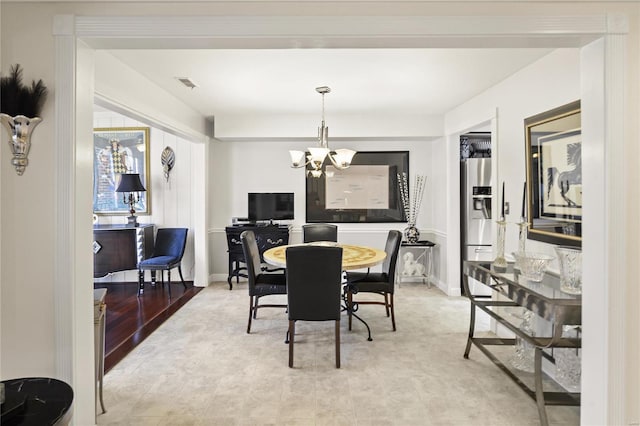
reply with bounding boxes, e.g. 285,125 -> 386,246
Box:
138,228 -> 188,297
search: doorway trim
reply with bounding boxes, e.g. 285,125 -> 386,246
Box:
54,13 -> 627,425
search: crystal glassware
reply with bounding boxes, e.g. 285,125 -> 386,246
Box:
555,326 -> 581,392
514,252 -> 554,282
555,246 -> 582,294
510,309 -> 535,373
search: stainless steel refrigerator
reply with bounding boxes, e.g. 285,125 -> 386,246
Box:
461,157 -> 493,296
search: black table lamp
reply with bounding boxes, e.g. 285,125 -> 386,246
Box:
115,173 -> 146,226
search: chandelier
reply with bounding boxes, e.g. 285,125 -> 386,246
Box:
289,86 -> 356,178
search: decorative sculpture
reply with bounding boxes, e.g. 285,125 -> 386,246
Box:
402,251 -> 426,276
0,64 -> 48,175
161,146 -> 175,182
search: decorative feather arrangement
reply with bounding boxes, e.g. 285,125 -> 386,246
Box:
0,64 -> 48,117
398,172 -> 427,226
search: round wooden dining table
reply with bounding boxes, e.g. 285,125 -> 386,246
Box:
263,241 -> 386,270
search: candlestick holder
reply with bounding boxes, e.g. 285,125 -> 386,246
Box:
514,219 -> 529,270
494,218 -> 508,271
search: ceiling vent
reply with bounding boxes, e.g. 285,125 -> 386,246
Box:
176,77 -> 198,89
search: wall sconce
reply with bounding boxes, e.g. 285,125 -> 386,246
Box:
0,64 -> 48,176
161,146 -> 175,182
0,115 -> 41,176
115,173 -> 146,226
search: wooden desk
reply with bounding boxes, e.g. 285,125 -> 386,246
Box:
93,224 -> 154,278
263,242 -> 386,271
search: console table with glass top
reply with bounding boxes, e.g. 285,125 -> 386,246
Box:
462,261 -> 581,426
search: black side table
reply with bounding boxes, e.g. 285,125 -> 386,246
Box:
1,377 -> 73,426
397,240 -> 436,287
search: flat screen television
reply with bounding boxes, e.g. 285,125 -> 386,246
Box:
248,192 -> 294,222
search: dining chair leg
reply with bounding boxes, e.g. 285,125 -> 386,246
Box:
384,293 -> 390,317
247,296 -> 254,333
335,319 -> 341,368
167,270 -> 172,298
253,296 -> 259,319
390,293 -> 396,331
347,291 -> 353,331
138,270 -> 145,296
288,320 -> 295,368
178,265 -> 187,288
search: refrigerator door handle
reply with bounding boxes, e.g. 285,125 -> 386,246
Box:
474,248 -> 493,253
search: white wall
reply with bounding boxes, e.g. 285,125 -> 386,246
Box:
216,112 -> 444,139
94,51 -> 207,141
1,1 -> 58,380
208,138 -> 439,283
428,136 -> 449,290
442,48 -> 581,296
93,110 -> 198,283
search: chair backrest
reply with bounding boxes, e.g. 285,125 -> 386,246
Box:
153,228 -> 188,260
381,230 -> 402,279
302,223 -> 338,243
240,230 -> 262,291
286,245 -> 343,321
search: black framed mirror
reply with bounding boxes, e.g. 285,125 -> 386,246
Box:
524,100 -> 581,247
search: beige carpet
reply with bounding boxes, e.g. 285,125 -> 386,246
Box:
98,281 -> 580,425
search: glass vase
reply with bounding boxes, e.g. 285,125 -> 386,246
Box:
404,224 -> 420,243
555,246 -> 582,294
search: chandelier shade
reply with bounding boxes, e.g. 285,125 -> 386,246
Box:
289,86 -> 356,177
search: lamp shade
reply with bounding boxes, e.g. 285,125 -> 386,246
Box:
115,173 -> 146,193
332,149 -> 356,168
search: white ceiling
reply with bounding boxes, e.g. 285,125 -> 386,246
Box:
106,48 -> 554,118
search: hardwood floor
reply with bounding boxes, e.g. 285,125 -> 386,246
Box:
95,281 -> 202,373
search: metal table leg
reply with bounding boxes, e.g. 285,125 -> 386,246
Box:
534,347 -> 549,426
343,282 -> 373,341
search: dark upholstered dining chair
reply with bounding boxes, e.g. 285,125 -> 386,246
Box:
138,228 -> 188,297
345,230 -> 402,331
302,223 -> 338,243
286,245 -> 343,368
241,230 -> 287,334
